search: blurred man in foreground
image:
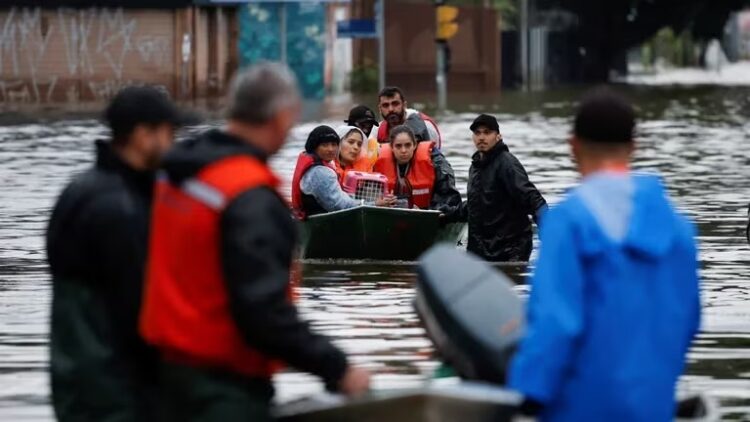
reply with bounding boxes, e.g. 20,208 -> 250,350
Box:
508,88 -> 701,421
47,86 -> 186,421
140,63 -> 370,421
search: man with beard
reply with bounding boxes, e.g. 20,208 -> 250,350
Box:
375,86 -> 443,148
47,86 -> 188,421
450,114 -> 547,262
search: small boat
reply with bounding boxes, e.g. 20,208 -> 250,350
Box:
274,382 -> 521,422
274,382 -> 717,421
298,205 -> 465,260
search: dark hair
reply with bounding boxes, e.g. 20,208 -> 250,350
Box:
389,125 -> 416,145
305,125 -> 340,153
104,86 -> 182,146
574,87 -> 635,144
378,86 -> 405,102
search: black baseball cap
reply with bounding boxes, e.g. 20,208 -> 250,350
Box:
469,114 -> 500,133
345,105 -> 379,126
105,86 -> 194,142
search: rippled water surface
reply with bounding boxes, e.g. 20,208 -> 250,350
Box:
2,86 -> 750,420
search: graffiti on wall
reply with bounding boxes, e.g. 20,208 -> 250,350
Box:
238,3 -> 327,99
0,7 -> 171,104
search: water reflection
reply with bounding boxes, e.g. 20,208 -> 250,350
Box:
1,86 -> 750,420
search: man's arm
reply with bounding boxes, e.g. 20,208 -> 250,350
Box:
301,166 -> 359,211
505,156 -> 548,224
220,188 -> 348,389
81,194 -> 152,352
430,150 -> 462,214
508,206 -> 584,406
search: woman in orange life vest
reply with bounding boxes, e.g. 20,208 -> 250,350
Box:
333,125 -> 378,183
291,125 -> 395,219
373,125 -> 461,213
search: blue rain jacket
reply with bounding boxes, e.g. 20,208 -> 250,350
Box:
508,173 -> 701,422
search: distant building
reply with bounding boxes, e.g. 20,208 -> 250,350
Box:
0,1 -> 237,108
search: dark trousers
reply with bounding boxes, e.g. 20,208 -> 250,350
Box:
160,362 -> 274,422
469,236 -> 533,263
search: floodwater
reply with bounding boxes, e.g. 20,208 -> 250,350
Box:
1,84 -> 750,420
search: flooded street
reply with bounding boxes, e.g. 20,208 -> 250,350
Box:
1,85 -> 750,420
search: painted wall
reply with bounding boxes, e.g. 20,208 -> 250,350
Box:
0,7 -> 175,105
238,2 -> 328,99
0,6 -> 237,107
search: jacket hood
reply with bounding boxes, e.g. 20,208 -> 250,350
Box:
623,175 -> 680,258
161,129 -> 267,185
575,174 -> 681,259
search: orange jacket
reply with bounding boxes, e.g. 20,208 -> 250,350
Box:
373,141 -> 436,209
140,155 -> 284,378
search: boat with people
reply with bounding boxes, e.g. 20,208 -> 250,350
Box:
298,205 -> 465,260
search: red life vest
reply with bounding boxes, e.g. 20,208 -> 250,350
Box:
140,155 -> 285,379
373,141 -> 436,209
291,152 -> 336,219
376,112 -> 442,148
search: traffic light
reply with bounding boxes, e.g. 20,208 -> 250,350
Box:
436,5 -> 459,41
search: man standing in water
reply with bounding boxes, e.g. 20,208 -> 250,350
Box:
508,88 -> 701,421
451,114 -> 547,262
140,63 -> 370,421
46,86 -> 187,421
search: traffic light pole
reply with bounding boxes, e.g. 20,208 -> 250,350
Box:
436,40 -> 447,114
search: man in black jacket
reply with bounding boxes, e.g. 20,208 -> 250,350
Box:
139,63 -> 370,421
453,114 -> 547,262
46,86 -> 187,421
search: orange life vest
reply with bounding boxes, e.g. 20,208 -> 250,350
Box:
291,152 -> 336,219
334,155 -> 374,184
373,141 -> 436,209
140,155 -> 285,379
376,112 -> 442,148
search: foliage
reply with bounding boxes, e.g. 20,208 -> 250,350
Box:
451,0 -> 519,29
349,60 -> 379,94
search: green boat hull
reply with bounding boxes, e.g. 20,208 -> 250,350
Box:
299,206 -> 465,260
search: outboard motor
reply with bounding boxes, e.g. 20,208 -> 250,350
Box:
415,245 -> 524,384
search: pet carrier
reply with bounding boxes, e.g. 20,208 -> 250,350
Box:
341,171 -> 388,203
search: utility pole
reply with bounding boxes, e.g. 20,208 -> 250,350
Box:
520,0 -> 529,91
376,0 -> 386,91
435,1 -> 459,113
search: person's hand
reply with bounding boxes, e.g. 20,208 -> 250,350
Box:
338,366 -> 371,397
375,194 -> 397,207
